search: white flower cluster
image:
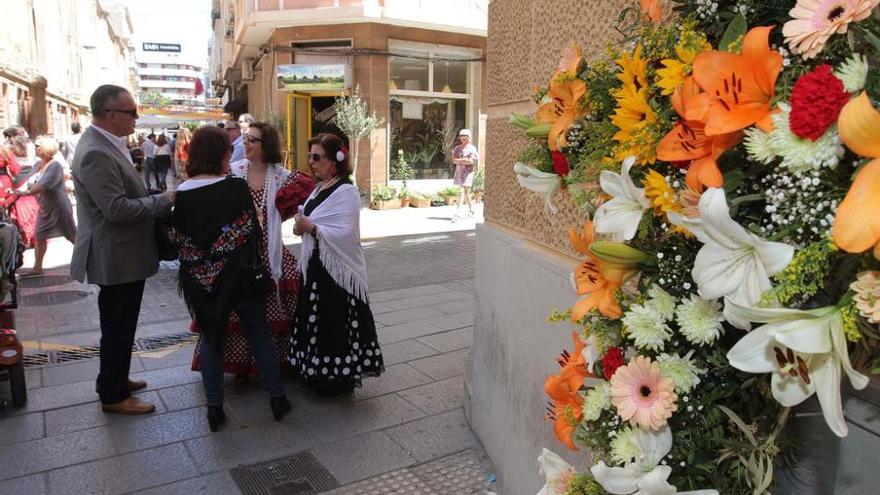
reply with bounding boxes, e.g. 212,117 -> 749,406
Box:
758,169 -> 840,245
582,382 -> 612,422
744,104 -> 845,173
732,2 -> 753,18
694,0 -> 719,21
675,295 -> 724,346
658,351 -> 704,394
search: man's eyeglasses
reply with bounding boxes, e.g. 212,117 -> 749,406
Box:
307,152 -> 327,161
107,108 -> 139,119
243,134 -> 262,144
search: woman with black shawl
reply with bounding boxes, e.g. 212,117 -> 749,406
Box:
173,126 -> 291,431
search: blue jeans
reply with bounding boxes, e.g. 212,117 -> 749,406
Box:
199,298 -> 285,406
143,157 -> 155,190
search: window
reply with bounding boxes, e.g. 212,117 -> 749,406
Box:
389,97 -> 466,180
389,56 -> 429,92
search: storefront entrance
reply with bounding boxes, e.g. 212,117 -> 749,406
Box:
285,92 -> 346,172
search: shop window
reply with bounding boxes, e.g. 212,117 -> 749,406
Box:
389,56 -> 429,92
433,60 -> 468,94
389,97 -> 467,180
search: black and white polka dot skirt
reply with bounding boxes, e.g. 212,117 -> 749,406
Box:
289,250 -> 384,387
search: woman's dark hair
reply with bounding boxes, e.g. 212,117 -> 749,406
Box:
247,122 -> 283,164
187,126 -> 230,177
156,134 -> 167,147
308,133 -> 351,177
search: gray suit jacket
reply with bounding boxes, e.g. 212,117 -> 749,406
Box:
70,126 -> 172,285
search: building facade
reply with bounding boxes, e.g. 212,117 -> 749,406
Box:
210,0 -> 487,194
0,0 -> 137,138
135,40 -> 207,108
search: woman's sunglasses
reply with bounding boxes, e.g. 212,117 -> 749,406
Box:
243,134 -> 262,144
307,152 -> 327,161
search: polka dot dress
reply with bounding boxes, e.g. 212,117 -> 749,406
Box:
290,246 -> 384,387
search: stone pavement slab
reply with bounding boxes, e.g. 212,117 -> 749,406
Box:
386,409 -> 479,463
0,473 -> 47,495
132,471 -> 240,495
0,426 -> 117,481
310,431 -> 418,485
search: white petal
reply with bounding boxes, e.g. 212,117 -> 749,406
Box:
771,313 -> 834,354
591,461 -> 640,495
693,246 -> 747,300
667,211 -> 706,238
634,466 -> 676,495
830,316 -> 870,391
724,299 -> 824,323
594,198 -> 644,240
771,369 -> 814,407
751,236 -> 795,275
697,188 -> 752,250
599,169 -> 625,198
679,491 -> 721,495
727,325 -> 777,373
810,352 -> 848,437
634,426 -> 672,469
537,449 -> 574,495
619,158 -> 651,210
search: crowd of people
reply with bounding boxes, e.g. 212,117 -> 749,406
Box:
65,84 -> 385,428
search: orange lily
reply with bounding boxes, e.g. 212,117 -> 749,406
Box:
640,0 -> 662,22
657,78 -> 742,190
557,42 -> 583,76
689,26 -> 782,136
544,363 -> 585,450
833,92 -> 880,257
537,78 -> 588,151
568,222 -> 624,320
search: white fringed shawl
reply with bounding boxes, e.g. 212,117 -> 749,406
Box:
298,183 -> 369,303
231,159 -> 289,284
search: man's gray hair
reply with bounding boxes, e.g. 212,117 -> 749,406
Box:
239,113 -> 255,124
90,84 -> 130,117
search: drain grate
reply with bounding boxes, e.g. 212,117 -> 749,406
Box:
230,451 -> 339,495
54,346 -> 101,363
136,332 -> 198,352
21,290 -> 90,307
21,352 -> 49,367
18,274 -> 73,289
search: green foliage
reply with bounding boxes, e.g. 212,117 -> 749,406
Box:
438,186 -> 461,197
137,91 -> 172,107
371,184 -> 396,201
565,472 -> 605,495
472,166 -> 485,192
518,141 -> 554,174
332,85 -> 382,142
764,239 -> 836,306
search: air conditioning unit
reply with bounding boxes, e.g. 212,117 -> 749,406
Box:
241,60 -> 254,81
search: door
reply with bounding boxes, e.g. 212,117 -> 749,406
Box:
286,92 -> 311,172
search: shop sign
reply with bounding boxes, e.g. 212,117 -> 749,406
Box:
143,42 -> 181,53
276,64 -> 345,91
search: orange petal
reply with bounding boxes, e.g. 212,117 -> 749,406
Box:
833,158 -> 880,253
688,157 -> 724,189
640,0 -> 662,22
657,122 -> 711,161
742,26 -> 782,96
838,92 -> 880,158
704,101 -> 771,136
568,222 -> 594,255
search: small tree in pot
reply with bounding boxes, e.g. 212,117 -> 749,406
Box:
332,85 -> 382,188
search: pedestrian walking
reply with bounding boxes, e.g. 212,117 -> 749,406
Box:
174,127 -> 191,182
230,113 -> 254,163
141,133 -> 157,190
451,128 -> 477,222
62,122 -> 83,163
173,126 -> 292,431
2,127 -> 39,248
191,122 -> 315,382
153,134 -> 172,191
13,136 -> 76,276
291,133 -> 384,396
70,84 -> 174,415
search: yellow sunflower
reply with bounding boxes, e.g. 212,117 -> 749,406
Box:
611,87 -> 656,142
642,169 -> 680,215
655,32 -> 712,95
614,45 -> 649,97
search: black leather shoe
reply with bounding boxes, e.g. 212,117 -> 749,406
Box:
270,396 -> 292,421
207,405 -> 226,432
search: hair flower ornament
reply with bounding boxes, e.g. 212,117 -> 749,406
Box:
336,147 -> 348,162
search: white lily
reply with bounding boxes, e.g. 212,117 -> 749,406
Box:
667,188 -> 794,329
726,300 -> 869,437
591,427 -> 718,495
594,156 -> 651,241
514,162 -> 562,215
581,333 -> 601,373
537,448 -> 576,495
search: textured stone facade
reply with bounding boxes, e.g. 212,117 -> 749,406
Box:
485,0 -> 631,255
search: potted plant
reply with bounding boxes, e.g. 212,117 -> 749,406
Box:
430,194 -> 446,207
472,167 -> 485,202
370,184 -> 399,210
399,188 -> 411,208
332,85 -> 383,190
409,191 -> 431,208
438,186 -> 462,206
391,149 -> 414,208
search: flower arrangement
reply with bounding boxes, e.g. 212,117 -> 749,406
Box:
521,1 -> 880,493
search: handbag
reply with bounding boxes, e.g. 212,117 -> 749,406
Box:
154,214 -> 178,261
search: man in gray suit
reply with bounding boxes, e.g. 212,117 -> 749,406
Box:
71,85 -> 175,415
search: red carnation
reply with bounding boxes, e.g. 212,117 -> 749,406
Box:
789,65 -> 849,141
600,347 -> 625,380
551,150 -> 569,177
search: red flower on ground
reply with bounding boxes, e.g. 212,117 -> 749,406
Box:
551,150 -> 570,177
601,347 -> 625,380
789,64 -> 850,141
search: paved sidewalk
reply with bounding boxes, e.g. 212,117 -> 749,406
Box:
0,226 -> 494,494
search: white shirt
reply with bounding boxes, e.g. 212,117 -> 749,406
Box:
141,139 -> 156,158
63,133 -> 81,162
92,125 -> 133,165
156,144 -> 171,156
177,176 -> 225,191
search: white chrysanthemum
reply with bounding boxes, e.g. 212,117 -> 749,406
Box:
622,303 -> 672,351
610,427 -> 638,466
582,382 -> 612,422
743,126 -> 775,164
646,285 -> 677,321
675,294 -> 724,346
768,103 -> 845,173
657,351 -> 704,394
835,54 -> 869,93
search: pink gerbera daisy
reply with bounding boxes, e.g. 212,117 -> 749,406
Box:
609,356 -> 678,430
783,0 -> 879,59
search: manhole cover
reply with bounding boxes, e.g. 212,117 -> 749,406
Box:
22,353 -> 49,367
18,274 -> 72,289
21,291 -> 90,307
230,451 -> 339,495
54,346 -> 101,363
